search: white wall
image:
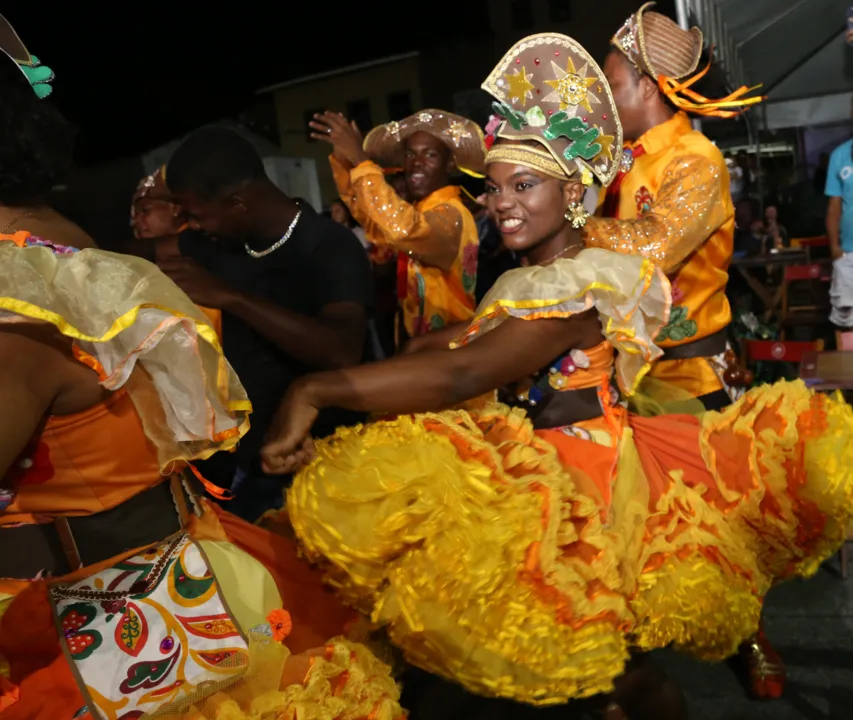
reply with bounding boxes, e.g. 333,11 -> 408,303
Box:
263,157 -> 322,212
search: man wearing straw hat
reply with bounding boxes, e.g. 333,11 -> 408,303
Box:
582,1 -> 778,702
584,2 -> 762,413
310,109 -> 486,347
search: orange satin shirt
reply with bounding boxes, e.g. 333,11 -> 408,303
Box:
331,157 -> 478,337
585,113 -> 734,397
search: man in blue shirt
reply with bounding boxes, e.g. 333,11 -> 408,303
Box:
825,138 -> 853,330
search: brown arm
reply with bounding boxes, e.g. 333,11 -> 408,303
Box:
827,196 -> 843,259
330,156 -> 462,271
261,312 -> 601,472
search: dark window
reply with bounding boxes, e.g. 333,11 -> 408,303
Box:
304,107 -> 324,142
510,0 -> 534,29
549,0 -> 571,22
387,91 -> 413,121
346,99 -> 373,133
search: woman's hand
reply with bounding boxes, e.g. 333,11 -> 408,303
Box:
308,111 -> 369,167
260,381 -> 320,475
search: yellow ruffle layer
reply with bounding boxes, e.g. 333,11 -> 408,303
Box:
287,381 -> 853,705
151,638 -> 404,720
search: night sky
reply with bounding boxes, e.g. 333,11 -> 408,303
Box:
5,3 -> 493,162
5,2 -> 680,164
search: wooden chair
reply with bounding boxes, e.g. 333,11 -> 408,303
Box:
779,263 -> 831,339
790,235 -> 829,263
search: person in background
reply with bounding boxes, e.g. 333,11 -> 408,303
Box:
761,204 -> 788,251
330,197 -> 369,250
124,165 -> 224,336
158,126 -> 373,521
310,109 -> 485,346
590,1 -> 761,415
0,59 -> 96,249
127,164 -> 186,261
825,135 -> 853,345
733,198 -> 762,256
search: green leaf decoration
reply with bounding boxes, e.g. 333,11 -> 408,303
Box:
543,112 -> 602,161
19,57 -> 54,99
669,306 -> 687,323
656,306 -> 698,343
119,648 -> 180,694
491,101 -> 527,131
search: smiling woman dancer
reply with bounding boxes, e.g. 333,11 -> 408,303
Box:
259,32 -> 853,720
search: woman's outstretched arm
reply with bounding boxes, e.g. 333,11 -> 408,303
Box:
261,312 -> 600,473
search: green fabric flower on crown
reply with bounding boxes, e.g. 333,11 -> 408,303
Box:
19,55 -> 54,98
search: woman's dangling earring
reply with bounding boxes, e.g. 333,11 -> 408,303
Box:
564,202 -> 590,229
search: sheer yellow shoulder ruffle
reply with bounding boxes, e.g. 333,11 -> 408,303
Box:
453,248 -> 671,395
0,245 -> 251,469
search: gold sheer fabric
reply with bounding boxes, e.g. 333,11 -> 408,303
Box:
0,245 -> 250,469
453,248 -> 671,396
584,154 -> 728,274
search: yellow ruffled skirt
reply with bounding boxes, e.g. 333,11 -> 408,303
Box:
284,380 -> 853,706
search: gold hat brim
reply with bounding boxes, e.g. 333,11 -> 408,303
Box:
363,109 -> 487,176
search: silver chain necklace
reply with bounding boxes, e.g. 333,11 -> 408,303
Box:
244,210 -> 302,258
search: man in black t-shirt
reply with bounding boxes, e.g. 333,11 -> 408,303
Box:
159,126 -> 372,520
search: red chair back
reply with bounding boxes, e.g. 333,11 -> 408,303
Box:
746,340 -> 823,364
783,263 -> 831,282
792,236 -> 829,249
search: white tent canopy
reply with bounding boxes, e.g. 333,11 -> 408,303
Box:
681,0 -> 852,129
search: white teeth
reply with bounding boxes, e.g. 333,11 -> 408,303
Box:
411,173 -> 425,181
501,218 -> 523,229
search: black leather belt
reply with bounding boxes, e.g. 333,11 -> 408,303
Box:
513,385 -> 607,430
0,475 -> 200,580
661,327 -> 729,360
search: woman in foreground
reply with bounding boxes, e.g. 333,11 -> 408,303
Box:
0,18 -> 403,720
260,32 -> 853,719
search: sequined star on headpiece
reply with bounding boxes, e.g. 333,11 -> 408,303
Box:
542,57 -> 599,115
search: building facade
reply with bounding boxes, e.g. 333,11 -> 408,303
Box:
259,53 -> 422,205
258,0 -> 628,205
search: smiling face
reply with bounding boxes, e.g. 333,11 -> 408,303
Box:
485,157 -> 584,259
404,131 -> 454,200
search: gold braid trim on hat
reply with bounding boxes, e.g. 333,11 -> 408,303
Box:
485,144 -> 569,181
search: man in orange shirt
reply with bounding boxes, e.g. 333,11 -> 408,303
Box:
582,1 -> 776,702
310,109 -> 486,346
584,2 -> 762,412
